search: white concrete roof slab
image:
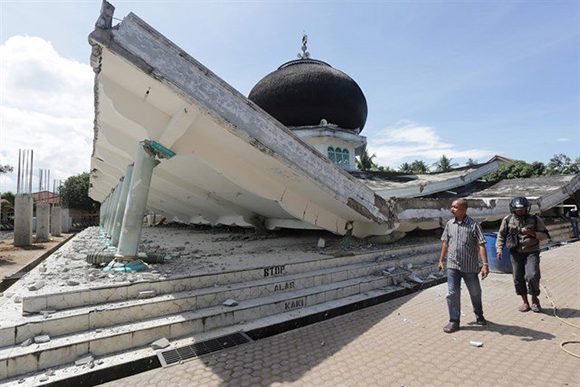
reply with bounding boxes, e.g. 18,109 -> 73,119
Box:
88,10 -> 397,237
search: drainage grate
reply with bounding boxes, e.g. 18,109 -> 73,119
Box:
157,332 -> 252,367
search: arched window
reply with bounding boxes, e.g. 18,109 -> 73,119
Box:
327,147 -> 336,162
342,149 -> 350,166
335,148 -> 343,164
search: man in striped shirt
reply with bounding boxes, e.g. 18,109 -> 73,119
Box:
438,198 -> 489,333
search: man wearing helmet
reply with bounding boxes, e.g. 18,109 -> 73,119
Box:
497,196 -> 549,313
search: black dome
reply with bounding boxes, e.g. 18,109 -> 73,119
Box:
248,59 -> 367,131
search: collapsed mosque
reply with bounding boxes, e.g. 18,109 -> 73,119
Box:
0,2 -> 578,383
88,2 -> 579,259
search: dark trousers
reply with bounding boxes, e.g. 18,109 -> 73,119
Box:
510,251 -> 541,297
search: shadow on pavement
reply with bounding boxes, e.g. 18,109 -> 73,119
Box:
462,320 -> 556,341
197,291 -> 423,385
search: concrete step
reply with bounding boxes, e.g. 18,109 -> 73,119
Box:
20,242 -> 440,314
1,255 -> 437,348
0,277 -> 443,386
0,266 -> 441,380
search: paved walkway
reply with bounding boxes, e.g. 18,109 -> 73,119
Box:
107,243 -> 580,386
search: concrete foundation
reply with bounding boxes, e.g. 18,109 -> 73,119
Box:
35,202 -> 51,242
51,206 -> 62,237
14,194 -> 33,247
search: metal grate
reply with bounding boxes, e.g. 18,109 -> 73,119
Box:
157,332 -> 252,367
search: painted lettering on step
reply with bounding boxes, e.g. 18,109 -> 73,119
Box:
263,265 -> 286,277
274,281 -> 295,292
284,297 -> 305,311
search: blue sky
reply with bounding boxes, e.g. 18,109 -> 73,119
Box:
0,0 -> 578,193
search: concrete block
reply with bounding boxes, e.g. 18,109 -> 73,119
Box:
22,296 -> 47,314
7,353 -> 38,378
203,311 -> 234,331
38,342 -> 88,370
0,327 -> 15,348
169,319 -> 203,339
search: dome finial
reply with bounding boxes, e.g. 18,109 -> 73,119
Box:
298,33 -> 310,59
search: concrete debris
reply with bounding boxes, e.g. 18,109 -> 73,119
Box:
151,337 -> 170,349
97,360 -> 104,365
400,281 -> 415,289
407,274 -> 425,284
317,238 -> 326,248
386,267 -> 396,272
470,341 -> 484,347
45,369 -> 55,376
28,281 -> 45,291
34,335 -> 51,344
20,338 -> 33,347
14,295 -> 22,303
406,263 -> 413,270
427,273 -> 439,280
223,299 -> 238,307
39,375 -> 49,382
75,353 -> 94,366
18,379 -> 25,384
39,266 -> 47,273
67,280 -> 80,286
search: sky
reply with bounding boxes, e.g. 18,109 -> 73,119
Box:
0,0 -> 578,194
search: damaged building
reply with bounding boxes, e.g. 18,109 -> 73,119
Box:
0,1 -> 578,384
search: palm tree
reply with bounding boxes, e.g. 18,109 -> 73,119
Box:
433,155 -> 458,172
410,160 -> 429,173
399,162 -> 413,174
356,149 -> 377,171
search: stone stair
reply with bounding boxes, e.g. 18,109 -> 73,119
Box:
0,243 -> 442,382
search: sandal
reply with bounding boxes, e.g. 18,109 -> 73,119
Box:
531,303 -> 542,313
518,304 -> 531,312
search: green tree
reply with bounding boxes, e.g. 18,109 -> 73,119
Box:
1,191 -> 15,206
545,154 -> 579,175
0,164 -> 13,174
356,149 -> 378,171
433,155 -> 458,172
484,160 -> 538,182
466,158 -> 478,166
60,172 -> 99,211
399,162 -> 413,174
409,160 -> 429,173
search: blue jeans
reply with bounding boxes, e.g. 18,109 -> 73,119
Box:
571,218 -> 579,238
446,268 -> 484,323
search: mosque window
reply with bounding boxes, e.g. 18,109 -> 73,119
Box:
342,149 -> 350,165
327,147 -> 336,162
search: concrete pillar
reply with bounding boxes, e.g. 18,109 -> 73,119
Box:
112,165 -> 133,246
107,182 -> 121,239
35,202 -> 51,241
117,142 -> 158,259
61,208 -> 70,233
14,194 -> 33,247
51,206 -> 62,237
99,198 -> 106,228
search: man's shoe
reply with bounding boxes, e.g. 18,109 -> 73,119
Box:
475,317 -> 487,326
443,322 -> 460,333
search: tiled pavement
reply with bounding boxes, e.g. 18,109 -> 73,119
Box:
105,242 -> 579,386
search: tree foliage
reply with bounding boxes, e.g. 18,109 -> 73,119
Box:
1,192 -> 15,206
433,155 -> 458,172
356,149 -> 378,171
0,164 -> 13,174
60,172 -> 99,211
466,158 -> 478,166
545,154 -> 580,175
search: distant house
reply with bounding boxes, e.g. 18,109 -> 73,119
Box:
31,191 -> 60,206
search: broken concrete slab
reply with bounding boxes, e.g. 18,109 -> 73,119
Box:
151,338 -> 170,350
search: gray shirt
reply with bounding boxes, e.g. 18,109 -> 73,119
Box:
441,216 -> 486,273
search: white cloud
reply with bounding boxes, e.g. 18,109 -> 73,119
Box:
0,35 -> 93,193
367,120 -> 494,169
557,137 -> 569,142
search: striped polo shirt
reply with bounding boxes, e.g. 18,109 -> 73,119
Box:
441,215 -> 486,273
